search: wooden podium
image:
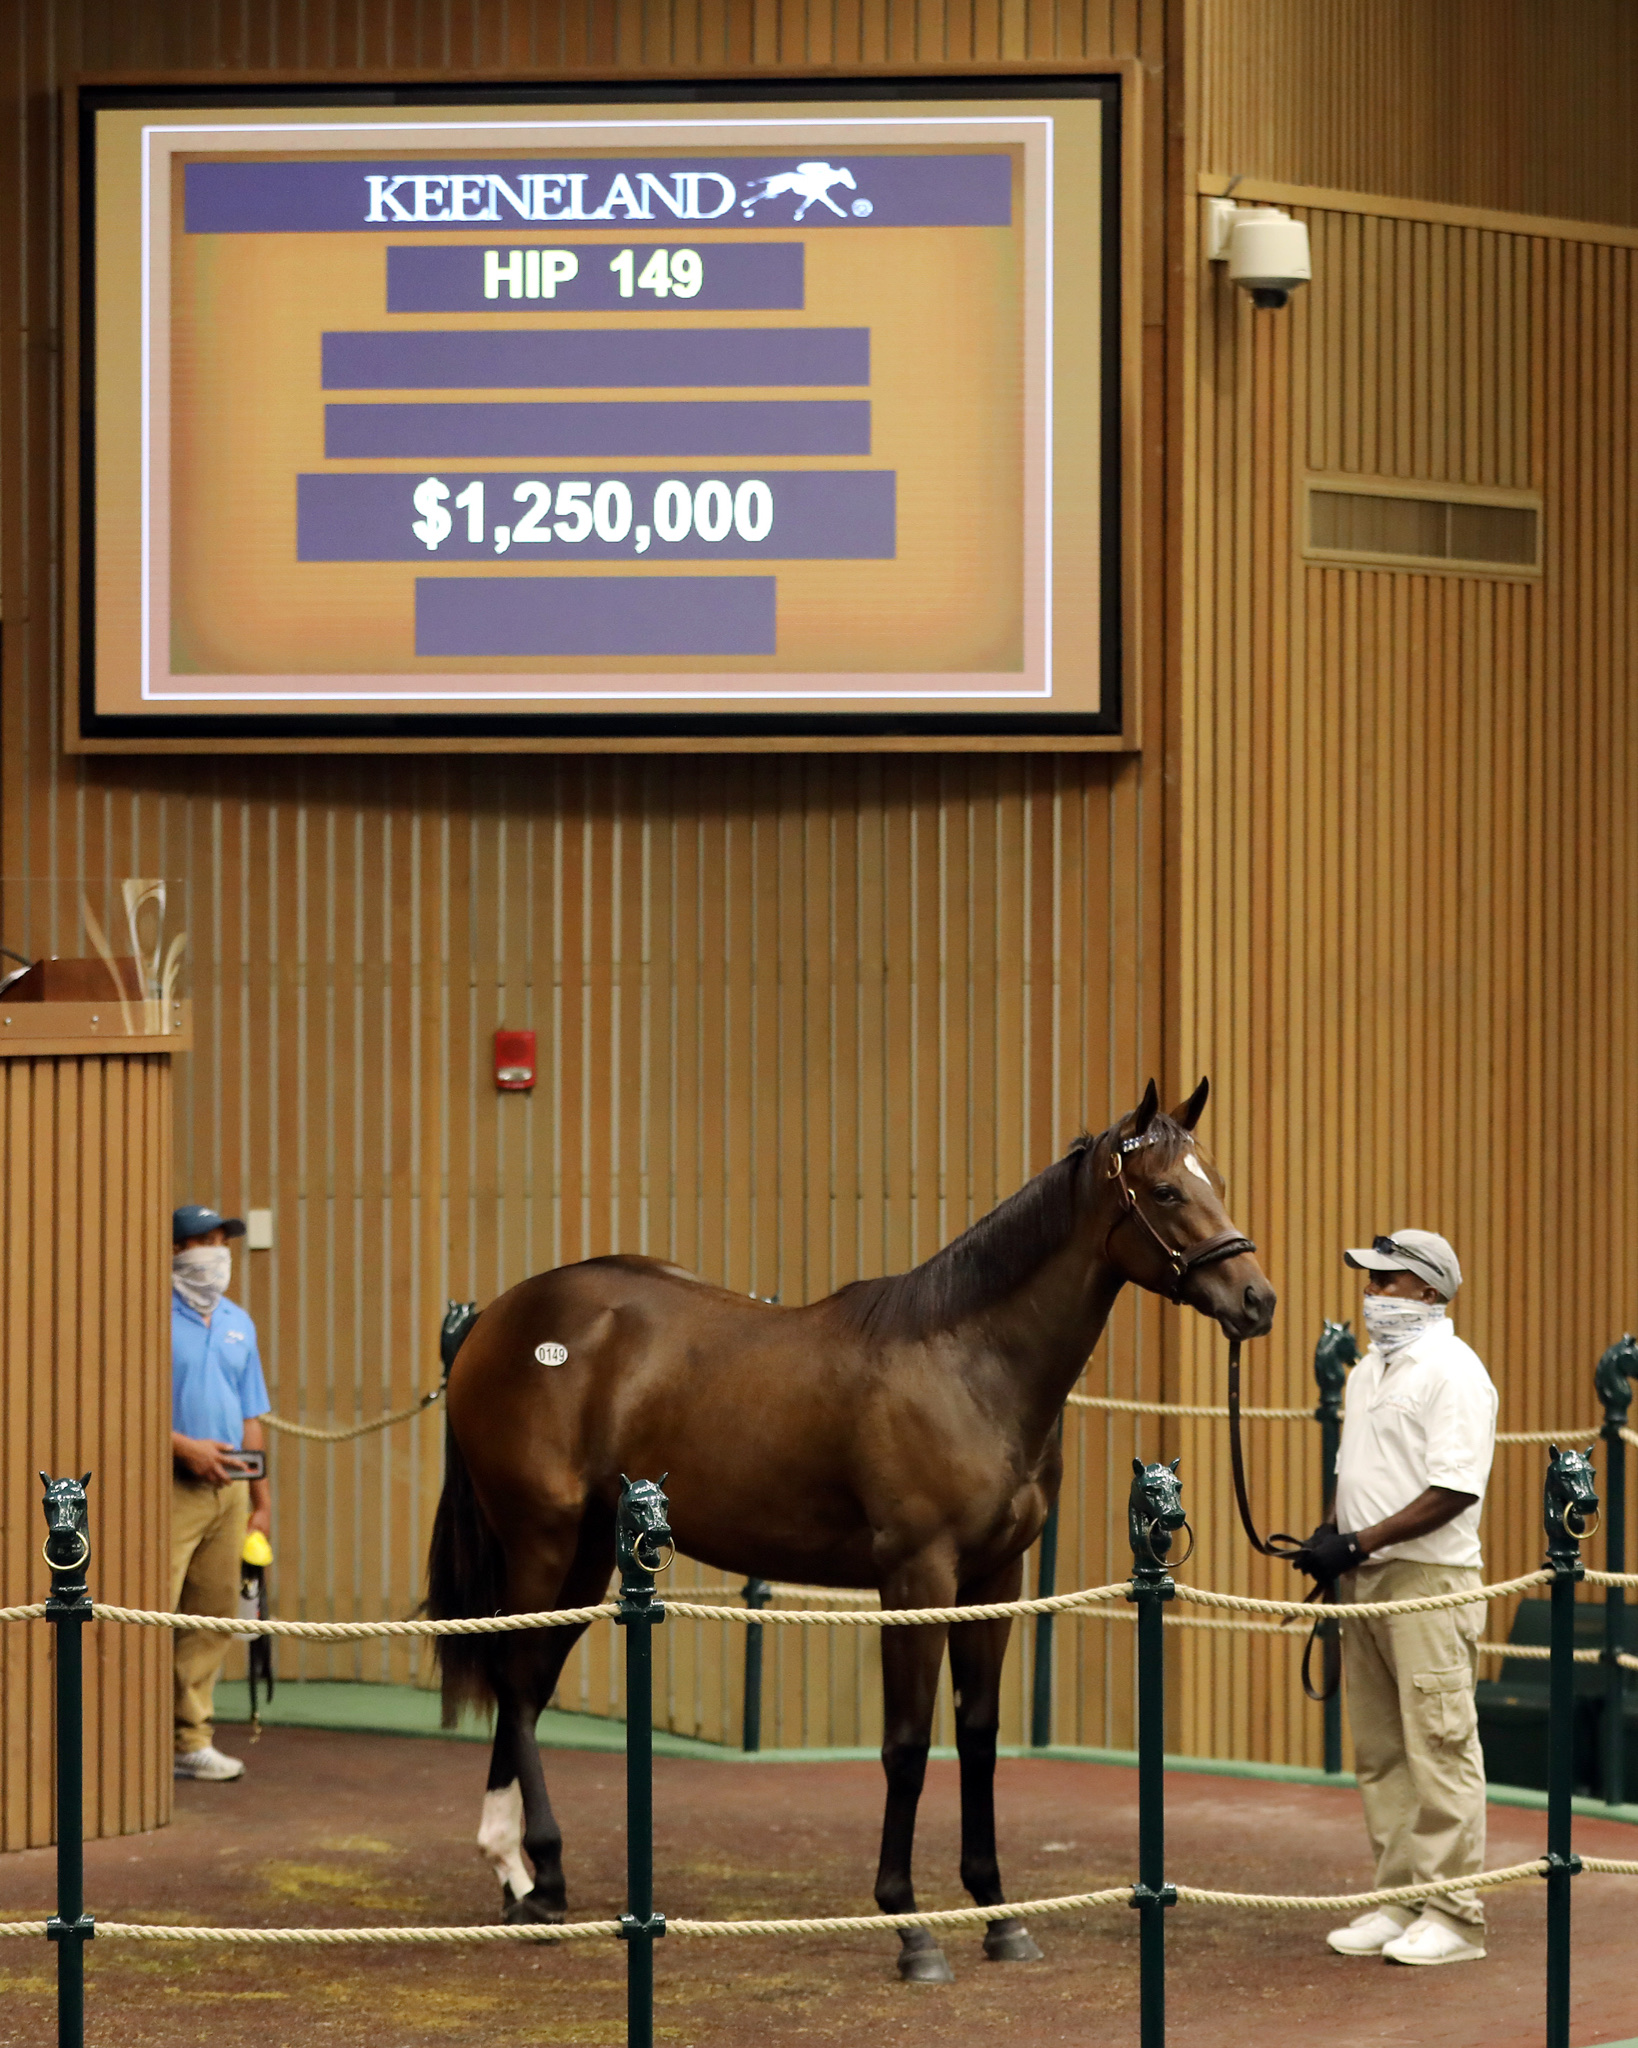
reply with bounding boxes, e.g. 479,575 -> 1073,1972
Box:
0,1003 -> 191,1847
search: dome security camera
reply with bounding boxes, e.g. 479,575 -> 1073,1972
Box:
1206,199 -> 1312,310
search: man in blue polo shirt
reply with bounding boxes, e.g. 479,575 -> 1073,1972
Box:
171,1203 -> 271,1782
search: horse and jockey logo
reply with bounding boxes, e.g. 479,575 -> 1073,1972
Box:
740,162 -> 873,221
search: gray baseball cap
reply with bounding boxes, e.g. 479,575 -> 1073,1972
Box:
1345,1229 -> 1463,1300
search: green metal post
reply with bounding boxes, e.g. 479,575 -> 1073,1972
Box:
1128,1464 -> 1179,2048
1596,1338 -> 1634,1808
741,1578 -> 770,1752
1313,1322 -> 1357,1777
40,1475 -> 94,2048
616,1477 -> 671,2048
1030,1412 -> 1065,1749
1544,1447 -> 1595,2048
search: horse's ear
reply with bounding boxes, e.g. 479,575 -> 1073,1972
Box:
1132,1456 -> 1145,1476
80,1473 -> 92,1489
1128,1078 -> 1160,1137
1171,1076 -> 1210,1131
1169,1458 -> 1180,1473
1548,1445 -> 1560,1461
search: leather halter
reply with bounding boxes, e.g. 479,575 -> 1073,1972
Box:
1102,1133 -> 1257,1303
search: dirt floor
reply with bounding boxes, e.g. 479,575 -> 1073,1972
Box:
1,1726 -> 1635,2048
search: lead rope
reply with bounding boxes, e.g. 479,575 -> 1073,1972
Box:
1227,1339 -> 1341,1703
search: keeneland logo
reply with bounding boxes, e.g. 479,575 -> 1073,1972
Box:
363,163 -> 872,225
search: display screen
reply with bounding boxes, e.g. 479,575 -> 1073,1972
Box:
78,88 -> 1120,745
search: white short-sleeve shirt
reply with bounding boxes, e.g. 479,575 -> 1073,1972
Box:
1333,1319 -> 1498,1567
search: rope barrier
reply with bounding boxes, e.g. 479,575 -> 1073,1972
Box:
88,1601 -> 619,1640
18,1857 -> 1637,1949
1173,1860 -> 1549,1913
0,1567 -> 1565,1640
1170,1570 -> 1553,1622
1065,1392 -> 1312,1420
1064,1390 -> 1609,1445
262,1390 -> 444,1443
1584,1571 -> 1638,1589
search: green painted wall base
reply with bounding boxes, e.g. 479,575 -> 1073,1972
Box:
214,1681 -> 1638,1827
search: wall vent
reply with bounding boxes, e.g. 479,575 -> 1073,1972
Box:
1305,477 -> 1540,576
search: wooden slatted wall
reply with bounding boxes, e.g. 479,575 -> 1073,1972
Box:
0,2 -> 1175,1764
0,1055 -> 171,1849
1173,191 -> 1638,1764
1196,0 -> 1638,227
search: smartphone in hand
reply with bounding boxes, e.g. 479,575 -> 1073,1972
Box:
224,1449 -> 266,1481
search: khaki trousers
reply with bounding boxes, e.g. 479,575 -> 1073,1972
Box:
171,1476 -> 249,1755
1340,1558 -> 1488,1930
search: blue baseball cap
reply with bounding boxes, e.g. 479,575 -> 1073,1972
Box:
172,1204 -> 246,1244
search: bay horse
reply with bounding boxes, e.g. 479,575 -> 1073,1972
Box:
428,1078 -> 1276,1980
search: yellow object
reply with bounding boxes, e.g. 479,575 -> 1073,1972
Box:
241,1530 -> 273,1568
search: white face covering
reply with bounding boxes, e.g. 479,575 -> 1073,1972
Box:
1362,1292 -> 1446,1356
173,1244 -> 233,1319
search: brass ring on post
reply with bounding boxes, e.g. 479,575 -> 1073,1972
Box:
1566,1507 -> 1602,1543
642,1540 -> 676,1576
42,1531 -> 89,1573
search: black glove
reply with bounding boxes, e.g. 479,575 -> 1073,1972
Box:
1292,1525 -> 1364,1584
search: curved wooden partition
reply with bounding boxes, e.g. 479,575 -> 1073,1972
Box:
0,1013 -> 189,1848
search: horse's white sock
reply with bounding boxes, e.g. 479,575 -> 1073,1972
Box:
477,1781 -> 532,1899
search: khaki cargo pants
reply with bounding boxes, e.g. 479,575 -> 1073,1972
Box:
171,1476 -> 249,1755
1339,1558 -> 1488,1930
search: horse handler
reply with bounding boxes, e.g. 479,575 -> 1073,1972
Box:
1293,1230 -> 1498,1966
169,1203 -> 271,1783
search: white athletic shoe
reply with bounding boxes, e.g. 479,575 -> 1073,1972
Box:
1381,1912 -> 1486,1965
1326,1907 -> 1413,1956
173,1745 -> 245,1782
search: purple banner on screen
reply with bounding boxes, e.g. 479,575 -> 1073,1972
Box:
297,471 -> 896,562
325,400 -> 869,459
415,576 -> 776,657
322,328 -> 868,390
184,155 -> 1013,233
387,242 -> 805,312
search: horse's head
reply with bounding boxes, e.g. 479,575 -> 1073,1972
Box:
1096,1079 -> 1277,1341
616,1473 -> 675,1581
1543,1446 -> 1600,1550
39,1471 -> 92,1574
1128,1456 -> 1189,1567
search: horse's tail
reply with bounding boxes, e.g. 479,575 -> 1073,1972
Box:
426,1419 -> 508,1727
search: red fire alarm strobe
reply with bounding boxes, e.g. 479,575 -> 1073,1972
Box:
494,1028 -> 536,1091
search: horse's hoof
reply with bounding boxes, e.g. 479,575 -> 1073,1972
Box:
503,1892 -> 566,1926
983,1920 -> 1044,1962
897,1945 -> 955,1984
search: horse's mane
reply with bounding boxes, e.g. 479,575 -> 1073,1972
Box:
830,1111 -> 1194,1341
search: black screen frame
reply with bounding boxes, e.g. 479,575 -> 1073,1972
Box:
74,74 -> 1125,749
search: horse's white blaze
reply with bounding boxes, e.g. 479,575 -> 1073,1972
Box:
477,1781 -> 531,1897
1183,1153 -> 1212,1184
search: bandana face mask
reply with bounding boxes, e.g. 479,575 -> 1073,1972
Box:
1361,1293 -> 1445,1355
173,1245 -> 233,1318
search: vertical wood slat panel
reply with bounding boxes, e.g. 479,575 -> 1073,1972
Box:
1178,190 -> 1638,1764
0,1055 -> 172,1849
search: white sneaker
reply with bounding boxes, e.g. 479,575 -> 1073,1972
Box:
173,1745 -> 245,1782
1326,1907 -> 1413,1956
1381,1911 -> 1486,1965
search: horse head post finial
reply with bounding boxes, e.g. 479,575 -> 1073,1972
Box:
1313,1319 -> 1358,1423
1543,1445 -> 1600,1568
1127,1457 -> 1190,1581
39,1471 -> 93,1596
439,1301 -> 481,1382
1595,1335 -> 1636,1433
616,1475 -> 675,1612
